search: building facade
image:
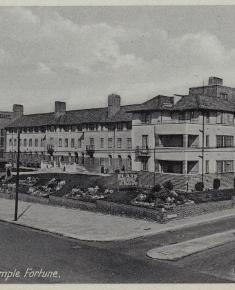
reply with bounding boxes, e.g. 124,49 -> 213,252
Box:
5,95 -> 136,173
5,77 -> 235,189
0,104 -> 23,169
130,77 -> 235,189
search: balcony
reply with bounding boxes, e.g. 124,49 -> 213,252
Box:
86,145 -> 95,157
135,146 -> 150,160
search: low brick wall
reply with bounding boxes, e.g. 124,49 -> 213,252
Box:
0,191 -> 234,223
49,195 -> 96,211
17,193 -> 50,205
0,192 -> 13,200
96,200 -> 165,222
172,199 -> 234,219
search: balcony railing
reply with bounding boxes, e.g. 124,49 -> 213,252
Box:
135,146 -> 150,159
86,145 -> 95,157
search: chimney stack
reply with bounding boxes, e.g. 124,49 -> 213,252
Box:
55,101 -> 66,118
13,104 -> 24,120
108,94 -> 121,117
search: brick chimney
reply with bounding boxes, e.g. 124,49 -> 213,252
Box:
13,104 -> 24,120
208,76 -> 223,86
55,101 -> 66,118
108,94 -> 121,117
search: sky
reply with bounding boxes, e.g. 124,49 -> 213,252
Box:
1,5 -> 235,113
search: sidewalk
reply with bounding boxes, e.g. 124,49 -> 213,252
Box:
0,198 -> 235,242
147,229 -> 235,260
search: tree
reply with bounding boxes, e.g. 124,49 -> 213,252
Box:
163,180 -> 174,191
151,183 -> 161,193
195,181 -> 204,191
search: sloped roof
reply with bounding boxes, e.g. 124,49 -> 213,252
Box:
127,95 -> 174,112
6,104 -> 140,128
173,95 -> 235,112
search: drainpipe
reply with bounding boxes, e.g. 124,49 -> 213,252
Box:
153,146 -> 156,187
201,112 -> 205,184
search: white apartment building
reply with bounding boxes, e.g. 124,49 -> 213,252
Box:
5,76 -> 235,189
5,94 -> 136,173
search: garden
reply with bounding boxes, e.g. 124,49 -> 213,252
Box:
0,172 -> 234,221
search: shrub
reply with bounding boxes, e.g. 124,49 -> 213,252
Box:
195,181 -> 204,191
213,178 -> 220,190
163,180 -> 174,191
151,183 -> 161,193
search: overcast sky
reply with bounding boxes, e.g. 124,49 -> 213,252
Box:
1,6 -> 235,113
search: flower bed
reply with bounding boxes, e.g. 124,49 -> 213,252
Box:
64,186 -> 113,202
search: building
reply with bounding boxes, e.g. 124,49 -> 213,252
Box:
130,77 -> 235,189
0,104 -> 23,169
5,94 -> 138,173
5,76 -> 235,189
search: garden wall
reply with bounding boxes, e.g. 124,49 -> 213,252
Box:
0,191 -> 234,223
172,199 -> 234,219
96,200 -> 165,222
49,196 -> 96,211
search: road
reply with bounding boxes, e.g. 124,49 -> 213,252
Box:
0,216 -> 235,283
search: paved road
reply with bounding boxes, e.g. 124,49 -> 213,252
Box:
0,217 -> 235,283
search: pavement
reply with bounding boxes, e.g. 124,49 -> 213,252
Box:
0,197 -> 235,242
147,229 -> 235,260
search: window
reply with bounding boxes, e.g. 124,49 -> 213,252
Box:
225,160 -> 234,172
108,124 -> 115,131
78,139 -> 81,148
71,126 -> 76,132
140,113 -> 152,124
220,93 -> 228,100
117,138 -> 122,148
23,139 -> 27,147
71,138 -> 75,148
88,124 -> 95,131
49,126 -> 55,132
225,136 -> 234,147
64,138 -> 68,147
35,138 -> 38,147
100,138 -> 104,148
29,139 -> 32,147
216,135 -> 234,147
40,138 -> 44,147
100,157 -> 105,166
117,123 -> 123,131
59,138 -> 62,147
216,112 -> 234,124
9,138 -> 12,146
14,138 -> 17,146
216,160 -> 234,173
205,135 -> 210,148
142,160 -> 148,171
90,138 -> 94,146
205,112 -> 210,124
142,135 -> 148,149
77,125 -> 82,131
108,155 -> 112,166
127,138 -> 132,149
108,138 -> 113,148
126,122 -> 132,130
205,160 -> 209,174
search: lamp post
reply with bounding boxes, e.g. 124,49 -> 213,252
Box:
14,128 -> 21,221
